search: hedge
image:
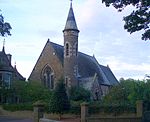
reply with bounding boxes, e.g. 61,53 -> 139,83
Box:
89,102 -> 136,115
2,103 -> 33,112
2,101 -> 136,115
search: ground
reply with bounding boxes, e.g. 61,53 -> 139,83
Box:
0,116 -> 80,122
61,118 -> 80,122
0,116 -> 33,122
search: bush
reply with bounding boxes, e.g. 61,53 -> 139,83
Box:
69,101 -> 82,115
2,103 -> 33,111
88,101 -> 136,115
69,86 -> 91,102
49,80 -> 70,115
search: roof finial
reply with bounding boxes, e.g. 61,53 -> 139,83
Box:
14,61 -> 17,69
2,38 -> 5,52
3,38 -> 5,47
70,0 -> 72,8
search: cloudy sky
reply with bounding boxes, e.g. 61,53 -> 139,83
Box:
0,0 -> 150,80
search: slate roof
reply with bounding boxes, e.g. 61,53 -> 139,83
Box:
50,41 -> 118,86
0,47 -> 25,81
100,65 -> 119,85
64,2 -> 79,31
0,47 -> 14,72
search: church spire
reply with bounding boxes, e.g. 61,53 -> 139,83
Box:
63,0 -> 79,88
64,0 -> 79,31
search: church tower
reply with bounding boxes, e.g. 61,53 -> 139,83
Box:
63,1 -> 79,88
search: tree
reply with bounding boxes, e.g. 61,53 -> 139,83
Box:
49,80 -> 70,120
102,0 -> 150,40
0,11 -> 12,37
69,86 -> 91,102
12,80 -> 52,103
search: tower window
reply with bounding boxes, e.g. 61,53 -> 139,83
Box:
76,43 -> 78,56
65,77 -> 68,87
66,43 -> 69,56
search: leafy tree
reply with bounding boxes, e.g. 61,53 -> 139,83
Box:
69,86 -> 91,102
102,0 -> 150,40
0,12 -> 12,37
12,80 -> 52,103
103,78 -> 150,111
49,80 -> 70,120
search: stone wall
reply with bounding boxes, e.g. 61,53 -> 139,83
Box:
87,117 -> 142,122
39,118 -> 60,122
81,101 -> 143,122
29,41 -> 63,86
0,106 -> 33,119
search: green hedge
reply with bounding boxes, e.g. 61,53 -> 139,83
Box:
69,101 -> 81,114
2,101 -> 136,115
89,102 -> 136,115
2,103 -> 33,112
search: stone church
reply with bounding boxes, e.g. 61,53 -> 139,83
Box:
29,2 -> 119,100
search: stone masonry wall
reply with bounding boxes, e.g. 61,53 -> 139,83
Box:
29,41 -> 63,86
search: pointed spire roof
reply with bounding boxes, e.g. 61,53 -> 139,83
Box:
64,1 -> 79,31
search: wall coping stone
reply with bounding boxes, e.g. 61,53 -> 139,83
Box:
39,118 -> 60,122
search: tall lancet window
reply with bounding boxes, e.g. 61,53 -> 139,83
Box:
66,43 -> 69,56
41,65 -> 54,89
75,43 -> 78,56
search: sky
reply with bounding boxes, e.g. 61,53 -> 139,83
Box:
0,0 -> 150,80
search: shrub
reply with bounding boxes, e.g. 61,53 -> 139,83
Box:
69,101 -> 83,115
69,86 -> 91,102
2,103 -> 33,111
88,101 -> 136,115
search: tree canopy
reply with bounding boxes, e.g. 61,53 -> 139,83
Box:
102,78 -> 150,110
0,12 -> 12,37
102,0 -> 150,40
0,80 -> 52,104
69,86 -> 91,102
49,80 -> 70,119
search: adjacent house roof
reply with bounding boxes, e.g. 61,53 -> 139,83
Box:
49,40 -> 119,86
0,47 -> 14,72
0,47 -> 25,81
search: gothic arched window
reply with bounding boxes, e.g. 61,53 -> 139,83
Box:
66,43 -> 69,56
41,65 -> 54,89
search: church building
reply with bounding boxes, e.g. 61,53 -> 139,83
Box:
29,1 -> 119,100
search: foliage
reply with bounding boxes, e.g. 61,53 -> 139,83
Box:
0,80 -> 52,104
69,101 -> 82,115
0,13 -> 12,37
64,100 -> 135,115
2,103 -> 33,112
102,0 -> 150,40
89,101 -> 135,115
103,78 -> 150,111
68,86 -> 91,102
13,81 -> 52,103
49,80 -> 70,116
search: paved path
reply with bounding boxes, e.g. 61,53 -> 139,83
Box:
0,116 -> 33,122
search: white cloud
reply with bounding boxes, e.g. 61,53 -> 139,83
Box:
0,0 -> 150,81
